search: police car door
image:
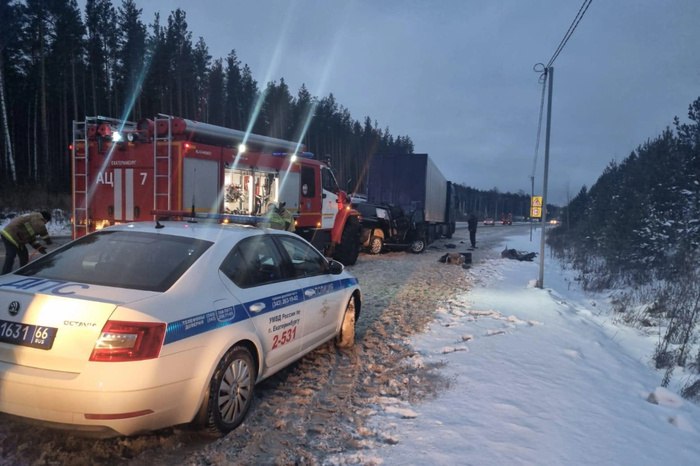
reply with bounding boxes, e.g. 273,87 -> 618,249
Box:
273,235 -> 344,351
321,166 -> 340,230
218,235 -> 302,369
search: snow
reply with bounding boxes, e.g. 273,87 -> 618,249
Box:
3,216 -> 700,464
335,231 -> 700,466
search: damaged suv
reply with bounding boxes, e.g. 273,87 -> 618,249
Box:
354,202 -> 427,254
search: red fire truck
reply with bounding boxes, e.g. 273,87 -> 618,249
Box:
71,115 -> 361,264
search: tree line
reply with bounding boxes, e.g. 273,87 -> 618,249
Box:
0,0 -> 532,217
550,96 -> 700,285
452,185 -> 535,222
0,0 -> 414,195
548,96 -> 700,399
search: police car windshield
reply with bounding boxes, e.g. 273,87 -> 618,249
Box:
18,231 -> 213,292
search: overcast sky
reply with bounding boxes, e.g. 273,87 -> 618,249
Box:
105,0 -> 700,205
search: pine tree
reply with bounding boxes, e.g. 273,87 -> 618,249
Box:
206,58 -> 224,125
0,0 -> 24,185
114,0 -> 147,121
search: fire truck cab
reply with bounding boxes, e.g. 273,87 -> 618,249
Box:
71,115 -> 361,265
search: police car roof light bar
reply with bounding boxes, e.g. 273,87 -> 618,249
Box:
151,210 -> 264,226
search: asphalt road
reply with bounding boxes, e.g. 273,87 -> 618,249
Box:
0,222 -> 541,273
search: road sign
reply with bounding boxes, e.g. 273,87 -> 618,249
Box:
531,206 -> 541,218
531,196 -> 542,207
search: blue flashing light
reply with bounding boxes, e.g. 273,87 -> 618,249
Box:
154,210 -> 265,226
193,212 -> 263,225
271,151 -> 315,159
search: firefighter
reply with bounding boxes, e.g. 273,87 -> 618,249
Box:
278,202 -> 296,232
261,203 -> 287,230
1,211 -> 53,275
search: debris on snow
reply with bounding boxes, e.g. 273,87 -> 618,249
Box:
383,406 -> 418,419
647,386 -> 684,408
441,346 -> 469,354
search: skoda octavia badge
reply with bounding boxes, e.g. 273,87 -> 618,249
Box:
8,301 -> 20,316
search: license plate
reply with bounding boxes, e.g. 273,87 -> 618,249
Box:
0,319 -> 58,350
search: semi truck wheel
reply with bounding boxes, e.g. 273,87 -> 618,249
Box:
333,216 -> 361,265
410,238 -> 426,253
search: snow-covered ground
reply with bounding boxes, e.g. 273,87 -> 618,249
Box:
331,232 -> 700,466
2,215 -> 700,464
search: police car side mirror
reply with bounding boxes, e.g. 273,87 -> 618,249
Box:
327,259 -> 344,275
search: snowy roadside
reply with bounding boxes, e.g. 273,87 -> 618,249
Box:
3,217 -> 698,465
329,232 -> 700,466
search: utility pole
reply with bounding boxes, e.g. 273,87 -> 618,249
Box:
529,175 -> 534,241
537,66 -> 553,289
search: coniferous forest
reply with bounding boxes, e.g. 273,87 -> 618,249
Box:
0,0 -> 532,216
548,97 -> 700,398
0,0 -> 416,194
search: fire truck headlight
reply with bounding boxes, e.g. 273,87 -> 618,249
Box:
111,131 -> 123,143
238,143 -> 247,154
290,153 -> 298,162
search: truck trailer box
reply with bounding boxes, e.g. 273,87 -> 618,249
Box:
366,153 -> 447,223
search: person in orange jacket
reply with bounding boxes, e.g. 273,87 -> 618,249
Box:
1,211 -> 52,275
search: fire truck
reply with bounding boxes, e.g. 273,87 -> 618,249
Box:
71,115 -> 362,265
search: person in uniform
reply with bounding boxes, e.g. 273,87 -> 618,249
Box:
277,202 -> 296,232
261,203 -> 287,230
1,211 -> 52,274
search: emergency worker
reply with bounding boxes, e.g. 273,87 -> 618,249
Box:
261,203 -> 287,230
467,212 -> 478,249
278,202 -> 296,232
1,211 -> 52,275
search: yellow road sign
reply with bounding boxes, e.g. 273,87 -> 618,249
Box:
531,196 -> 543,207
531,206 -> 541,218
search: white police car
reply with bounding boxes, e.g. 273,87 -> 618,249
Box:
0,220 -> 361,436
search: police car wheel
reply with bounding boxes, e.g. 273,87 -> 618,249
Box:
206,345 -> 256,433
336,298 -> 356,348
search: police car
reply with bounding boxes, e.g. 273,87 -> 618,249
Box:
0,220 -> 361,436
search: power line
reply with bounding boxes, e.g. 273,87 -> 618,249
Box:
532,0 -> 593,177
546,0 -> 593,68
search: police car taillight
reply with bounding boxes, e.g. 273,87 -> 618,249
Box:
90,321 -> 166,362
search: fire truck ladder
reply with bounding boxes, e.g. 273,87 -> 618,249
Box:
153,114 -> 173,213
72,116 -> 137,237
71,118 -> 91,239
